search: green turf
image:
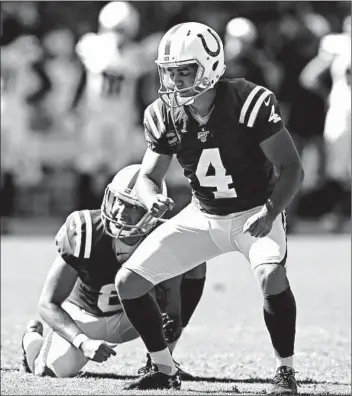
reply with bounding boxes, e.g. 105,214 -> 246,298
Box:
1,235 -> 351,395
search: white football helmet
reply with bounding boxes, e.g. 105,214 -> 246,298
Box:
155,22 -> 226,107
98,1 -> 140,40
101,164 -> 167,239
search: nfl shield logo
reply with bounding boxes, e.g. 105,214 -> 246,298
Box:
197,130 -> 209,143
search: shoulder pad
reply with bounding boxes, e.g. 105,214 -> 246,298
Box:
236,79 -> 273,128
56,210 -> 94,261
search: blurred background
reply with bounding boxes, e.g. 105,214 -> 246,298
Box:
0,1 -> 351,236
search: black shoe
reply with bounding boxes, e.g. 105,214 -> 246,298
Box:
138,353 -> 193,381
270,366 -> 298,395
127,363 -> 181,390
21,320 -> 44,373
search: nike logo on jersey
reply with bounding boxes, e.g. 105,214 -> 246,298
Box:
268,105 -> 281,123
239,85 -> 273,127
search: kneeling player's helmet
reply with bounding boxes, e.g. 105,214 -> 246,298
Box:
101,164 -> 167,239
155,22 -> 226,107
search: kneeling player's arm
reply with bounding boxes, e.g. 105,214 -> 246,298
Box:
38,255 -> 84,345
260,128 -> 305,219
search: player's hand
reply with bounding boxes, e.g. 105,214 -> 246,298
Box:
162,313 -> 182,343
242,205 -> 275,238
79,339 -> 117,362
148,194 -> 175,218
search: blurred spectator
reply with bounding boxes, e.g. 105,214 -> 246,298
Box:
72,2 -> 160,209
299,15 -> 351,232
1,34 -> 44,186
223,17 -> 281,89
0,1 -> 349,234
273,10 -> 332,231
40,27 -> 83,135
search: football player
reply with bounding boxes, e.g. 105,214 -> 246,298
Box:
299,15 -> 351,232
114,22 -> 304,393
21,164 -> 206,378
73,2 -> 162,176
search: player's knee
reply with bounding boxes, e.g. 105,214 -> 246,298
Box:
253,263 -> 289,296
115,268 -> 153,300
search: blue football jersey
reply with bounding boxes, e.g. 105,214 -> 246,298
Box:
143,78 -> 285,215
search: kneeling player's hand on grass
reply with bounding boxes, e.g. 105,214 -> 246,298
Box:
80,339 -> 117,362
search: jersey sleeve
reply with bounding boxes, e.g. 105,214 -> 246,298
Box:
55,210 -> 93,271
143,100 -> 179,155
238,79 -> 285,143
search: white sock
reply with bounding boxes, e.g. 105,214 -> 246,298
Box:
150,348 -> 177,375
276,355 -> 294,371
23,332 -> 44,373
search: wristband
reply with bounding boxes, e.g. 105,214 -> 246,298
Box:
72,333 -> 89,349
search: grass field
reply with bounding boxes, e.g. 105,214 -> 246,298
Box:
1,234 -> 351,395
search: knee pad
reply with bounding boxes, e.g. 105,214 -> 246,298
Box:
253,263 -> 289,296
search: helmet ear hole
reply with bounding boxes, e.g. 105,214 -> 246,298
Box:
212,61 -> 219,71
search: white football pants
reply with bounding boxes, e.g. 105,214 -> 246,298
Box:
24,301 -> 139,377
123,201 -> 287,285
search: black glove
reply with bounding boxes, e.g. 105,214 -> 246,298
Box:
162,313 -> 182,343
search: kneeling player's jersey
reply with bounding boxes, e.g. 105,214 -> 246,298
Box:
55,209 -> 127,317
144,78 -> 284,215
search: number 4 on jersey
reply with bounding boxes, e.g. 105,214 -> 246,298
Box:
196,148 -> 237,198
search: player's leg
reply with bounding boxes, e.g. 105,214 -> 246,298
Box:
160,262 -> 207,357
180,262 -> 206,335
25,302 -> 106,377
170,262 -> 207,380
115,204 -> 222,389
105,310 -> 140,344
236,211 -> 298,395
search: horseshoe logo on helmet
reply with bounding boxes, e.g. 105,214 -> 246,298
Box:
197,29 -> 221,57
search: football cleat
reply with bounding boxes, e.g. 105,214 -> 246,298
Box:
21,320 -> 44,373
138,353 -> 194,381
270,366 -> 299,395
126,363 -> 181,390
